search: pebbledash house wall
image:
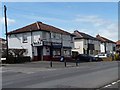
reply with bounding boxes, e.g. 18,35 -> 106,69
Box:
104,42 -> 116,54
8,30 -> 74,61
8,32 -> 33,58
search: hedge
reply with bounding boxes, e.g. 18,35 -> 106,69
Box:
2,56 -> 31,64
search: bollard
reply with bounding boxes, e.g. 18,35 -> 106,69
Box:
112,54 -> 114,61
76,60 -> 78,66
50,60 -> 52,67
64,59 -> 66,67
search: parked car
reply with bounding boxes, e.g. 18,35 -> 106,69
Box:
76,54 -> 97,62
94,53 -> 109,58
1,58 -> 6,63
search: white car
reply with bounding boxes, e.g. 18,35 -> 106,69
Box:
1,58 -> 6,62
94,54 -> 108,58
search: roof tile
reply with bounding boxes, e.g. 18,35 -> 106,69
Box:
96,34 -> 115,43
8,21 -> 72,35
73,30 -> 98,40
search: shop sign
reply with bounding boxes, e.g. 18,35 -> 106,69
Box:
33,35 -> 42,46
52,42 -> 62,46
43,41 -> 51,46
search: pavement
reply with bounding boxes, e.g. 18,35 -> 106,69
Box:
1,61 -> 120,89
1,61 -> 77,68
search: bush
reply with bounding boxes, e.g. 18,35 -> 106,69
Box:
2,49 -> 27,58
2,49 -> 13,58
114,53 -> 120,61
2,48 -> 30,64
3,56 -> 31,64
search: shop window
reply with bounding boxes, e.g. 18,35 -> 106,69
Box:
53,49 -> 61,56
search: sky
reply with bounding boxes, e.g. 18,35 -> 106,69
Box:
0,2 -> 118,41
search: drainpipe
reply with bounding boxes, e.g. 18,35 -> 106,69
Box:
61,34 -> 66,67
61,34 -> 63,56
50,32 -> 52,67
105,43 -> 107,53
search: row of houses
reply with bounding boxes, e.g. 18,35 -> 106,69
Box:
2,21 -> 118,61
73,30 -> 116,56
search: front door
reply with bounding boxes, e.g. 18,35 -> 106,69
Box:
37,46 -> 43,61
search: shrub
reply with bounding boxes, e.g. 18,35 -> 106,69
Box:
114,53 -> 120,60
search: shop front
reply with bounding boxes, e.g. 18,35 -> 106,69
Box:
63,46 -> 72,61
32,39 -> 43,61
42,41 -> 51,61
32,41 -> 72,61
51,42 -> 62,61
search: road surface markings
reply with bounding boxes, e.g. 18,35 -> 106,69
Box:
103,79 -> 120,88
104,84 -> 112,88
111,82 -> 117,85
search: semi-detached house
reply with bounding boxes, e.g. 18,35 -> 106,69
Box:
96,34 -> 116,54
116,40 -> 120,52
72,30 -> 100,55
8,21 -> 74,61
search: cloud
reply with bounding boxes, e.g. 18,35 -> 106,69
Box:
97,23 -> 118,41
74,15 -> 111,27
0,17 -> 15,38
0,17 -> 15,25
18,14 -> 64,22
73,15 -> 118,41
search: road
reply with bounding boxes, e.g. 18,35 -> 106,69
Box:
2,61 -> 120,89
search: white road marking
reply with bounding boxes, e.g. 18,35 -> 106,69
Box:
103,79 -> 120,88
116,80 -> 120,83
104,84 -> 112,88
112,82 -> 117,85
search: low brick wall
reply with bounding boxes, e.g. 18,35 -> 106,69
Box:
52,56 -> 73,62
102,57 -> 113,61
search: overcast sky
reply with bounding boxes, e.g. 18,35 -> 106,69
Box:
0,2 -> 118,41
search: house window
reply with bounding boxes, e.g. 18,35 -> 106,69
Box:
51,33 -> 56,39
113,47 -> 116,51
42,32 -> 47,40
23,34 -> 27,43
64,49 -> 71,56
56,33 -> 61,39
84,40 -> 87,45
53,33 -> 56,38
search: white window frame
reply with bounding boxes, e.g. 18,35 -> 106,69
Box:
22,33 -> 27,43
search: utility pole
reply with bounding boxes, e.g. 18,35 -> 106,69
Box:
4,5 -> 8,61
